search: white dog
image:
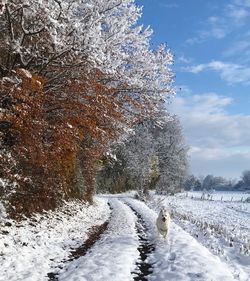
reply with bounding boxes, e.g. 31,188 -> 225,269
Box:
156,208 -> 170,239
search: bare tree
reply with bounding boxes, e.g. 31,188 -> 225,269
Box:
242,170 -> 250,190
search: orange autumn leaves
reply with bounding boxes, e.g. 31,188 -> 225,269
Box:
0,68 -> 145,216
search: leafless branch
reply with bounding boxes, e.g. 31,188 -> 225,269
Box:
20,7 -> 45,37
38,48 -> 72,74
54,0 -> 62,20
5,4 -> 14,41
100,1 -> 123,15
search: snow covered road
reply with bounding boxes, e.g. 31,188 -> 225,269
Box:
58,198 -> 139,281
57,196 -> 241,281
1,194 -> 249,281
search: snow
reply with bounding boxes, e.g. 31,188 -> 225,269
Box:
125,197 -> 236,281
1,192 -> 249,281
58,198 -> 139,281
187,191 -> 250,202
0,198 -> 110,281
0,201 -> 6,218
148,192 -> 250,280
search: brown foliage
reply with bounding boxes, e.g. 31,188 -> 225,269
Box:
1,67 -> 141,217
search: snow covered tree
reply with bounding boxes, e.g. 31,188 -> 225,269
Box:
202,175 -> 230,191
0,0 -> 175,216
0,0 -> 174,98
154,115 -> 188,194
183,175 -> 202,191
124,120 -> 155,198
95,118 -> 158,198
202,175 -> 214,190
96,110 -> 188,198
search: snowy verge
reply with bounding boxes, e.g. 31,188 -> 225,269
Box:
0,198 -> 110,281
125,197 -> 236,281
58,197 -> 139,281
148,194 -> 250,281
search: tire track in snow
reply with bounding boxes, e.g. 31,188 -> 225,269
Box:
126,198 -> 237,281
57,198 -> 139,281
124,202 -> 155,281
47,207 -> 111,281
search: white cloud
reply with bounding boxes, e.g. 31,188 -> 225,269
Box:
190,150 -> 250,179
183,60 -> 250,85
160,3 -> 179,9
186,23 -> 227,44
178,55 -> 192,64
226,4 -> 249,24
174,85 -> 192,95
223,32 -> 250,62
170,93 -> 250,147
189,146 -> 250,161
186,0 -> 250,44
200,18 -> 227,39
223,40 -> 250,57
234,0 -> 250,8
168,93 -> 250,178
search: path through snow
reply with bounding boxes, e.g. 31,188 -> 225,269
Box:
1,194 -> 248,281
58,198 -> 139,281
124,197 -> 237,281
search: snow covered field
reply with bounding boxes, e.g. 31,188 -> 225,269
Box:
148,191 -> 250,280
185,191 -> 250,202
0,192 -> 249,281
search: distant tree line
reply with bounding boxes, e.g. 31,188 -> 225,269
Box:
183,170 -> 250,192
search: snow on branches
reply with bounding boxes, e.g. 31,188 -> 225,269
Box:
0,0 -> 174,97
0,0 -> 176,216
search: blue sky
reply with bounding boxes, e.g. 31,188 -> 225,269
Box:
136,0 -> 250,179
